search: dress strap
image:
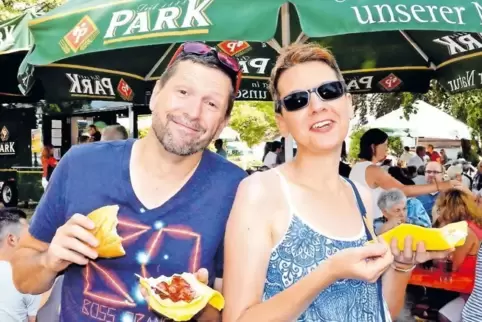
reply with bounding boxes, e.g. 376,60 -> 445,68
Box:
343,177 -> 387,322
272,168 -> 296,214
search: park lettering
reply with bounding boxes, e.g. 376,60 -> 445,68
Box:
0,142 -> 15,155
433,33 -> 482,56
344,1 -> 482,26
104,0 -> 212,39
66,73 -> 115,97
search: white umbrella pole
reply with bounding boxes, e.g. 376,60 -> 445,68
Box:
281,3 -> 294,162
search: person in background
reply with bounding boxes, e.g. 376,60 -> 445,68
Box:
40,144 -> 57,190
388,167 -> 414,185
472,161 -> 482,193
406,166 -> 417,180
400,146 -> 413,167
417,161 -> 446,221
214,138 -> 227,158
263,141 -> 281,168
408,146 -> 426,169
434,189 -> 482,322
413,165 -> 427,185
462,245 -> 482,321
461,162 -> 474,191
350,129 -> 459,225
446,164 -> 464,184
0,208 -> 42,322
78,135 -> 90,144
440,149 -> 448,165
338,141 -> 351,178
87,124 -> 101,142
101,125 -> 128,141
426,144 -> 441,163
276,137 -> 286,165
376,189 -> 431,235
262,142 -> 273,163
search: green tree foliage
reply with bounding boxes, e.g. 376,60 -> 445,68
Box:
229,101 -> 278,147
0,0 -> 64,19
349,127 -> 405,162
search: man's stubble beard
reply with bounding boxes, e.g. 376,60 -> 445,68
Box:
152,117 -> 216,157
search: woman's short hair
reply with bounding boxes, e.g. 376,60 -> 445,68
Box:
358,128 -> 388,160
377,189 -> 407,211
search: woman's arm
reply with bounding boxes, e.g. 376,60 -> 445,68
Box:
367,166 -> 453,197
222,175 -> 339,322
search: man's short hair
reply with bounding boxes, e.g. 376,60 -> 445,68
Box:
269,43 -> 344,113
214,139 -> 223,148
103,125 -> 128,140
158,53 -> 236,118
404,146 -> 410,152
0,208 -> 26,242
271,141 -> 282,151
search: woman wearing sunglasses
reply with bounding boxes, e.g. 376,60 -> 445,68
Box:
222,43 -> 452,322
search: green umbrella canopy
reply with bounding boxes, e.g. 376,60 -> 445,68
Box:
0,9 -> 44,103
17,0 -> 482,103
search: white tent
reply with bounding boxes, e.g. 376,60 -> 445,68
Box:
367,101 -> 471,140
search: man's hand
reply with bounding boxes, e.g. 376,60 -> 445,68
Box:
45,214 -> 98,272
390,236 -> 453,266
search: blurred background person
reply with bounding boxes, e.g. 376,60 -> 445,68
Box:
472,161 -> 482,193
408,146 -> 426,169
88,124 -> 101,142
427,144 -> 441,163
400,146 -> 413,167
338,141 -> 351,178
0,208 -> 42,322
376,189 -> 431,235
40,144 -> 57,190
263,141 -> 281,168
101,125 -> 128,141
78,134 -> 90,144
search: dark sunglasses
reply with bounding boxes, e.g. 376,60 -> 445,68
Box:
276,81 -> 346,112
168,42 -> 242,94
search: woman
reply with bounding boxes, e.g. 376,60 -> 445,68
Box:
440,149 -> 448,165
222,43 -> 449,322
376,189 -> 431,235
349,128 -> 460,220
434,189 -> 482,272
41,144 -> 57,189
434,189 -> 482,322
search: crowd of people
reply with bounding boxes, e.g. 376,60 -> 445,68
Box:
0,41 -> 481,322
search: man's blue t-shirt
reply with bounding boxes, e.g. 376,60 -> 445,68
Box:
29,140 -> 247,322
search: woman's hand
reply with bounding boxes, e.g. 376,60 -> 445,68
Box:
390,236 -> 453,267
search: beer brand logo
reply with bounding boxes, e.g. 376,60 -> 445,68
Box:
60,16 -> 99,54
378,73 -> 403,91
117,79 -> 134,101
217,41 -> 251,57
0,126 -> 9,142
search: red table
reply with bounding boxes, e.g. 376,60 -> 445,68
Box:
409,266 -> 474,294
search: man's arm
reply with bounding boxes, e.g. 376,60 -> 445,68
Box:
24,293 -> 41,322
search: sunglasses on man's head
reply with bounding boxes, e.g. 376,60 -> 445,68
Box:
276,81 -> 346,113
168,42 -> 242,94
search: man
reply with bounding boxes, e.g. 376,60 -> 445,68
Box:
399,146 -> 413,166
87,124 -> 101,142
0,208 -> 41,322
408,146 -> 426,169
426,144 -> 441,163
263,141 -> 281,168
11,42 -> 247,322
214,139 -> 227,158
417,161 -> 444,219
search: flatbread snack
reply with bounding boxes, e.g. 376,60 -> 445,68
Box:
138,273 -> 224,321
87,205 -> 125,258
368,221 -> 468,251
